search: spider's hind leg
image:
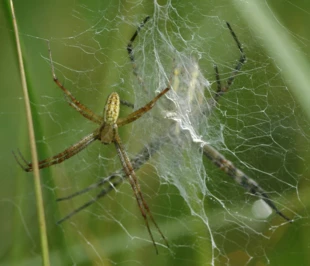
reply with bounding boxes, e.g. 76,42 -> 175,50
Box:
211,22 -> 246,105
12,149 -> 32,172
126,16 -> 151,91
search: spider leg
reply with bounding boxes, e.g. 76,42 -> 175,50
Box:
214,65 -> 222,93
213,64 -> 225,103
127,16 -> 150,89
212,22 -> 246,104
13,149 -> 32,171
48,41 -> 103,125
225,22 -> 246,88
14,130 -> 99,172
120,99 -> 134,109
117,87 -> 169,127
114,129 -> 169,253
57,174 -> 121,201
202,143 -> 291,222
56,178 -> 122,224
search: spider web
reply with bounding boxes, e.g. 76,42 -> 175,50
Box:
3,1 -> 310,265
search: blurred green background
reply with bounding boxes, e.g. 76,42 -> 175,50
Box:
1,0 -> 310,265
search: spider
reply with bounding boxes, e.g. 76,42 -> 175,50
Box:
14,16 -> 169,253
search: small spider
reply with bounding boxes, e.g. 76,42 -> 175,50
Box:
14,16 -> 169,253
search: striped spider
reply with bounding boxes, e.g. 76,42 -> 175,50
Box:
14,16 -> 169,253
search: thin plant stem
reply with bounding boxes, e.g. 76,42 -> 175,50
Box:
9,1 -> 51,265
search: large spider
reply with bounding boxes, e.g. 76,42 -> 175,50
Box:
14,17 -> 291,254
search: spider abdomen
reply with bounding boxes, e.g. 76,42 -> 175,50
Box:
104,92 -> 120,125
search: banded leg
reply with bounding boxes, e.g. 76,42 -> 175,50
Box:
114,130 -> 169,253
56,176 -> 122,224
13,130 -> 99,172
117,87 -> 169,127
202,143 -> 291,221
127,16 -> 150,90
48,42 -> 103,125
213,22 -> 246,103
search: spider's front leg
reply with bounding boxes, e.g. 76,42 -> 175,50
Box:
47,41 -> 103,125
117,87 -> 170,127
